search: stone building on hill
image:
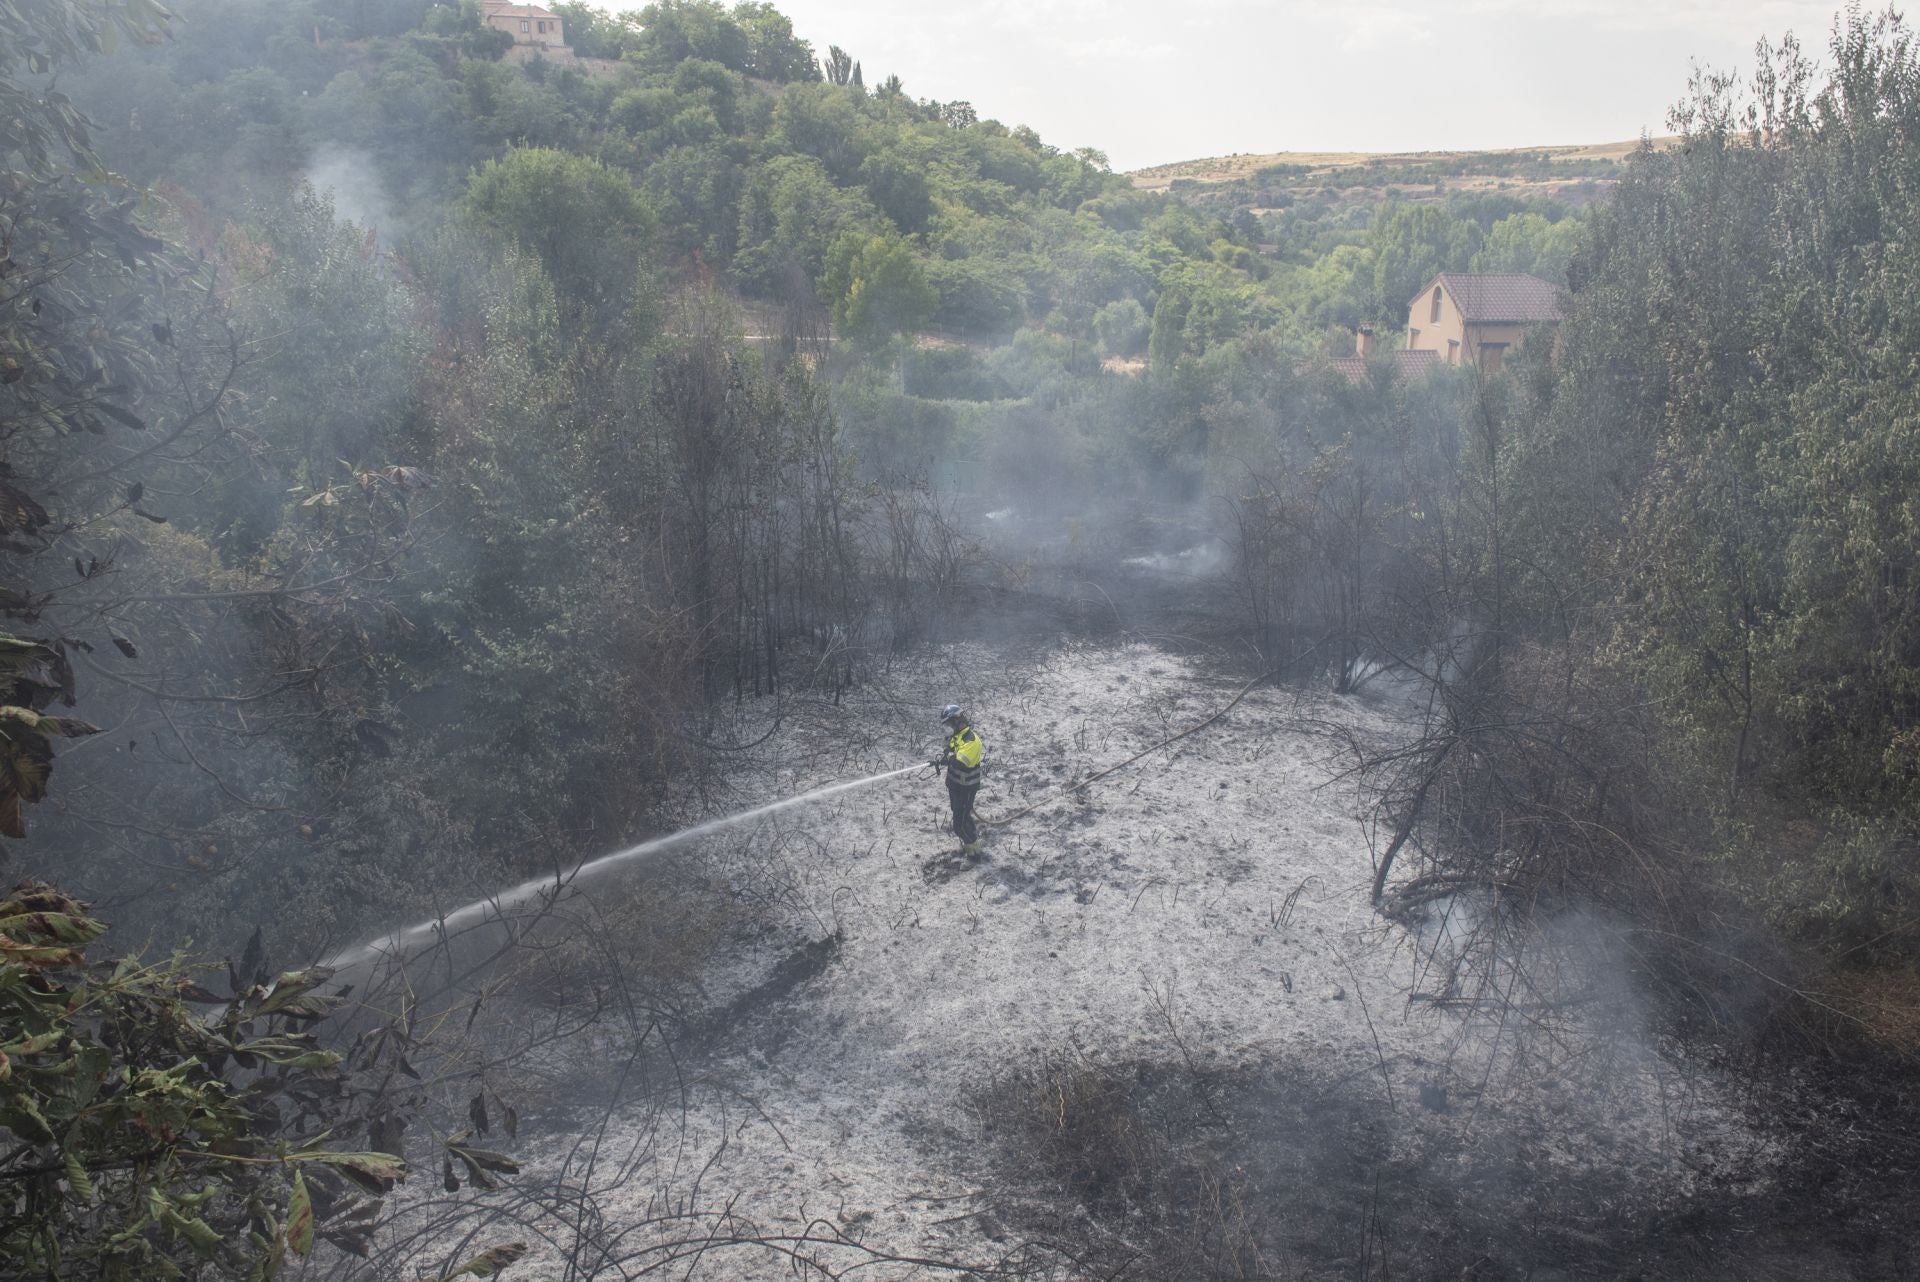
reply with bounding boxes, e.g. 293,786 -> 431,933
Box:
482,1 -> 568,51
1406,272 -> 1561,372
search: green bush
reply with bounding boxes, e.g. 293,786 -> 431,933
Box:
902,343 -> 1011,400
0,884 -> 412,1279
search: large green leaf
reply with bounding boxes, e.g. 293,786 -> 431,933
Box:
2,1092 -> 55,1142
285,1170 -> 313,1258
61,1149 -> 95,1201
162,1206 -> 223,1253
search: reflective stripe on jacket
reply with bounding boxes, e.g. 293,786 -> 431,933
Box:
945,726 -> 984,785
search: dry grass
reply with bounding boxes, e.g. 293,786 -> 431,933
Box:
1128,136 -> 1678,191
973,1052 -> 1275,1280
1822,963 -> 1920,1053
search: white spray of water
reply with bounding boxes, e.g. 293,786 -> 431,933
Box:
326,764 -> 927,971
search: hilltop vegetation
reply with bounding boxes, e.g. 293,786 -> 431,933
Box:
63,0 -> 1595,348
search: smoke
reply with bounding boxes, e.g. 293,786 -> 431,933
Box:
1123,539 -> 1227,577
302,144 -> 407,241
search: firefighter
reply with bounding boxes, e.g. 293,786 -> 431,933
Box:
931,704 -> 985,855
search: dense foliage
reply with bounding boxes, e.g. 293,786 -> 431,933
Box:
0,883 -> 411,1280
1303,13 -> 1920,1000
1491,14 -> 1920,953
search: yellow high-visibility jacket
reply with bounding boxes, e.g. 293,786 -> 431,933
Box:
944,726 -> 984,785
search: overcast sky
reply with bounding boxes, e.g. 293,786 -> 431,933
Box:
628,1 -> 1854,170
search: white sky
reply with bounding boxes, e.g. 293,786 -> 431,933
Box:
619,1 -> 1854,170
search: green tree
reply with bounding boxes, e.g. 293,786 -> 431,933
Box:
823,231 -> 936,346
822,44 -> 856,86
1094,297 -> 1150,358
1478,14 -> 1920,957
768,80 -> 870,181
668,55 -> 745,130
731,1 -> 818,80
1293,242 -> 1375,329
645,142 -> 746,264
1147,283 -> 1189,369
465,146 -> 654,322
929,255 -> 1028,337
860,147 -> 933,233
549,1 -> 647,58
1369,198 -> 1481,322
1,0 -> 180,461
629,0 -> 750,72
1471,210 -> 1582,283
733,153 -> 879,291
422,0 -> 514,58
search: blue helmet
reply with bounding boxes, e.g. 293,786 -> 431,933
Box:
940,704 -> 964,723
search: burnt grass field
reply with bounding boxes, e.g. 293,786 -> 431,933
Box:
276,528 -> 1920,1282
332,554 -> 1920,1281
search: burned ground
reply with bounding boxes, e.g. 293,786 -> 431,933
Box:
337,636 -> 1920,1280
966,1046 -> 1920,1281
473,643 -> 1791,1276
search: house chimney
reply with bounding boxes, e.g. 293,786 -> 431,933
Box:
1355,324 -> 1374,358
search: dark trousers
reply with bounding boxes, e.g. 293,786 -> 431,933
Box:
947,778 -> 979,845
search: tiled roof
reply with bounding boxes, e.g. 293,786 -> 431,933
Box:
1417,273 -> 1562,324
1331,349 -> 1441,384
484,1 -> 561,18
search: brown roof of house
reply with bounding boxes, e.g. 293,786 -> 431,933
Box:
1331,349 -> 1441,385
1415,272 -> 1562,324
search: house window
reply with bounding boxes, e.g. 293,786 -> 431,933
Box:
1430,286 -> 1443,324
520,19 -> 530,32
1480,342 -> 1508,373
1447,340 -> 1460,365
537,20 -> 547,32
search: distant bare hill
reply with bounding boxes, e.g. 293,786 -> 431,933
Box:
1130,138 -> 1671,190
1130,138 -> 1679,213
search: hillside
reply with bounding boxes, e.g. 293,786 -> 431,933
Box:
1132,137 -> 1678,217
1131,137 -> 1668,189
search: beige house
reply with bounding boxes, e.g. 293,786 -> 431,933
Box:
1405,272 -> 1561,373
483,0 -> 567,48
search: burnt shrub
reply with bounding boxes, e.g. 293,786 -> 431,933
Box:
970,1053 -> 1271,1280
